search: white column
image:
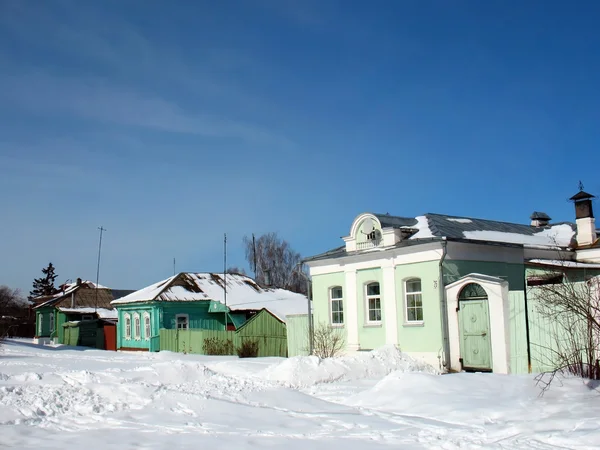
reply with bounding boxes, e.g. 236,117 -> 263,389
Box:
382,263 -> 398,345
345,269 -> 360,351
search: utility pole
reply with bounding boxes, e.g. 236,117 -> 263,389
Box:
224,233 -> 227,331
95,226 -> 106,313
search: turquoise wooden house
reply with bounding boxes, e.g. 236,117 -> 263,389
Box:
304,188 -> 600,374
111,272 -> 308,352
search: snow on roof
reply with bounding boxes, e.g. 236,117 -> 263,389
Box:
409,215 -> 434,239
527,259 -> 600,269
463,224 -> 575,247
111,273 -> 308,322
34,280 -> 112,309
58,307 -> 118,319
447,218 -> 473,224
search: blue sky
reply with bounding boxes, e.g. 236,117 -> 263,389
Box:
1,0 -> 599,294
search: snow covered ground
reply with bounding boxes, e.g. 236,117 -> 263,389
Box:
1,339 -> 599,449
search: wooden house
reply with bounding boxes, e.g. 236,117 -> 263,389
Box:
111,272 -> 308,354
33,279 -> 133,347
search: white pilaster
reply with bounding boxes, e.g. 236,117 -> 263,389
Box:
345,269 -> 360,351
382,263 -> 398,345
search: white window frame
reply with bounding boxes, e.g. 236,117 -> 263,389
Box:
124,313 -> 132,340
365,282 -> 382,324
143,312 -> 151,340
176,314 -> 189,330
330,286 -> 344,326
133,313 -> 141,340
38,313 -> 43,336
49,311 -> 54,334
405,278 -> 424,323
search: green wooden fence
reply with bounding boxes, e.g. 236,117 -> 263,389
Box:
159,309 -> 288,357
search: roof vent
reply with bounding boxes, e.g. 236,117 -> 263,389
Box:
530,211 -> 551,227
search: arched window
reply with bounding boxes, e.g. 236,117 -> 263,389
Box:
124,313 -> 132,340
458,283 -> 488,300
143,312 -> 151,340
133,313 -> 141,340
405,278 -> 423,322
330,286 -> 344,325
366,282 -> 382,323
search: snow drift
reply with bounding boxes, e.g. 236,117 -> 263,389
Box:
260,345 -> 438,388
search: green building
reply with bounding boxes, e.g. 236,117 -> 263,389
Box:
305,189 -> 600,374
111,272 -> 308,354
33,279 -> 123,346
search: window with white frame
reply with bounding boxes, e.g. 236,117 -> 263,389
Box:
330,286 -> 344,325
124,313 -> 131,340
133,313 -> 141,340
38,313 -> 43,336
366,282 -> 382,323
405,278 -> 423,322
176,314 -> 189,330
143,312 -> 151,340
49,312 -> 54,334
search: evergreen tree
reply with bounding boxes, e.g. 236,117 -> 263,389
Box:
29,262 -> 60,299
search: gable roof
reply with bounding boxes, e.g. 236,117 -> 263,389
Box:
111,272 -> 308,321
306,212 -> 578,263
34,281 -> 115,310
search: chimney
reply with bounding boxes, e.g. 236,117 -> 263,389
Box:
76,278 -> 82,286
530,211 -> 551,227
570,189 -> 597,247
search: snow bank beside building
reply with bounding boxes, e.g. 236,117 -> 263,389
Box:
260,345 -> 438,388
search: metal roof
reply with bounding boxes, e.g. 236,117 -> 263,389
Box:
304,212 -> 578,263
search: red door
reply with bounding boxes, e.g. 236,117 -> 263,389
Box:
104,324 -> 117,351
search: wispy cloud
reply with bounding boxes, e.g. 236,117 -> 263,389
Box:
0,72 -> 293,147
0,1 -> 292,147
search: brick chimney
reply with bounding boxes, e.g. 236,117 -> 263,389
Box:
570,189 -> 597,247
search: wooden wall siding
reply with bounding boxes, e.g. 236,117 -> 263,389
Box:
35,307 -> 53,337
62,321 -> 104,348
159,310 -> 288,357
285,314 -> 310,357
508,291 -> 528,374
56,311 -> 68,343
117,306 -> 155,350
162,303 -> 225,330
527,293 -> 576,373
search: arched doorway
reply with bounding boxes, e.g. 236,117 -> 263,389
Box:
458,283 -> 492,371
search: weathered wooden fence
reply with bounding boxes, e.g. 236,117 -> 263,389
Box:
159,328 -> 287,357
286,314 -> 310,357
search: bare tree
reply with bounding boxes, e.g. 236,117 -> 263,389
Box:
243,232 -> 308,294
226,266 -> 247,275
530,262 -> 600,390
0,286 -> 28,342
311,322 -> 345,359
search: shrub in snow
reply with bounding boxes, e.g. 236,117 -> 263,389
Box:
311,322 -> 345,359
236,339 -> 259,358
203,337 -> 234,355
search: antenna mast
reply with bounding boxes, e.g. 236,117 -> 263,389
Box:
95,226 -> 106,313
224,233 -> 227,331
